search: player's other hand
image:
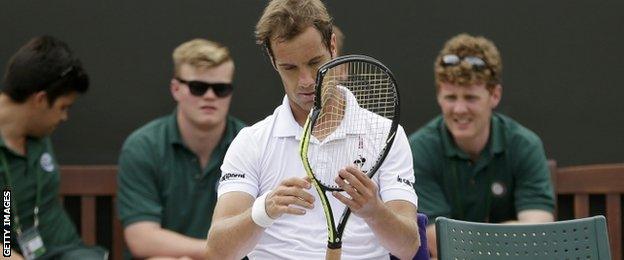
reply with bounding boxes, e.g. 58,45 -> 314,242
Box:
265,177 -> 315,219
332,166 -> 383,219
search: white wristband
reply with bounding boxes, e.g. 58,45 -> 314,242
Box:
252,191 -> 276,228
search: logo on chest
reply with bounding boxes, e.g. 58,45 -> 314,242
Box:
40,153 -> 55,173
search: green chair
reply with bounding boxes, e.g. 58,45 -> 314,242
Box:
435,216 -> 611,260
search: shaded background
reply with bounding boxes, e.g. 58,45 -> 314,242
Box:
2,0 -> 624,257
1,0 -> 623,167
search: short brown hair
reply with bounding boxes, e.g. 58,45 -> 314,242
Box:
434,33 -> 502,91
255,0 -> 333,62
172,39 -> 231,76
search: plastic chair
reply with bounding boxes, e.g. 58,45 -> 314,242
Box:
435,215 -> 611,260
390,213 -> 430,260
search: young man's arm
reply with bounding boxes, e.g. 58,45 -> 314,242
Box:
0,248 -> 24,260
506,133 -> 556,224
124,222 -> 206,259
10,251 -> 24,260
501,209 -> 554,224
205,178 -> 314,259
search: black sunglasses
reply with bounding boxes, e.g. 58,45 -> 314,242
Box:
175,77 -> 233,97
441,54 -> 489,72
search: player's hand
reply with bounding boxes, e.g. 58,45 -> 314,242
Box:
332,166 -> 383,219
265,177 -> 315,219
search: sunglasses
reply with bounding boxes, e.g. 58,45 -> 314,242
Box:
441,54 -> 489,72
175,77 -> 233,97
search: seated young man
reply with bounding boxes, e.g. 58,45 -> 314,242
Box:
0,36 -> 107,259
408,33 -> 555,258
117,38 -> 245,259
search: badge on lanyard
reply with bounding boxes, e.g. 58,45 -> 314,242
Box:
16,226 -> 46,260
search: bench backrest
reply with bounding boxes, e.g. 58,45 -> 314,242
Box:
59,165 -> 123,260
552,163 -> 624,260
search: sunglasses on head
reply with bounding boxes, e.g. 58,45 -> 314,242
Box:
175,77 -> 233,98
441,54 -> 489,72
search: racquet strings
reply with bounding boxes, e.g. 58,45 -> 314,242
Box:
308,60 -> 396,190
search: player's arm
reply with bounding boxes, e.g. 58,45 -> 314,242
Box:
425,224 -> 438,258
205,178 -> 315,259
367,200 -> 420,259
124,222 -> 205,259
333,167 -> 419,260
204,191 -> 259,260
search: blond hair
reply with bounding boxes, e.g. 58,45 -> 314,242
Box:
255,0 -> 333,61
434,33 -> 502,91
172,39 -> 231,76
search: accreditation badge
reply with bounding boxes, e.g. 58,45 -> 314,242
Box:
17,227 -> 46,260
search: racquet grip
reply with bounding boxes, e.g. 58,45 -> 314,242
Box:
325,248 -> 342,260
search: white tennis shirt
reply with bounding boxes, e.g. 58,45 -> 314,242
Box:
218,95 -> 418,260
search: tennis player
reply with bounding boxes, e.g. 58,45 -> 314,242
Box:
205,0 -> 419,259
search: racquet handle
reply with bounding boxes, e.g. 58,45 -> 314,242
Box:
325,247 -> 342,260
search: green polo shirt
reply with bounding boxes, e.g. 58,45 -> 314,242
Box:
0,136 -> 82,255
117,112 -> 245,239
408,113 -> 554,224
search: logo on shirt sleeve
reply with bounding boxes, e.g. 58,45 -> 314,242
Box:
396,175 -> 414,187
220,172 -> 246,182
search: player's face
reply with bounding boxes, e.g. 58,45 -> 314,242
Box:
30,92 -> 79,137
271,26 -> 336,124
172,62 -> 234,129
437,82 -> 501,143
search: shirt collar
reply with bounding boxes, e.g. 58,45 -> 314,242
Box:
318,86 -> 367,142
440,113 -> 506,159
167,110 -> 239,150
0,134 -> 44,157
0,136 -> 6,149
166,110 -> 184,145
273,95 -> 305,139
273,87 -> 369,140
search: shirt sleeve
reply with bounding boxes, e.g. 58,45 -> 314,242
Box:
377,126 -> 418,207
409,132 -> 452,224
218,127 -> 261,198
512,135 -> 556,214
117,134 -> 163,227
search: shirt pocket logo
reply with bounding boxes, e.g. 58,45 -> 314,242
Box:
40,153 -> 55,173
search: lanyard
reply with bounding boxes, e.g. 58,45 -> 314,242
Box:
450,159 -> 494,222
0,149 -> 41,236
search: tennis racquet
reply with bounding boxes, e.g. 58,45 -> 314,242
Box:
299,54 -> 400,260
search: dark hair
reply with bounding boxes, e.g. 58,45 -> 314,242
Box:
1,35 -> 89,104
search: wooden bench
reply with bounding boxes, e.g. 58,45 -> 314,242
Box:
59,165 -> 124,260
56,163 -> 623,260
552,163 -> 624,260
